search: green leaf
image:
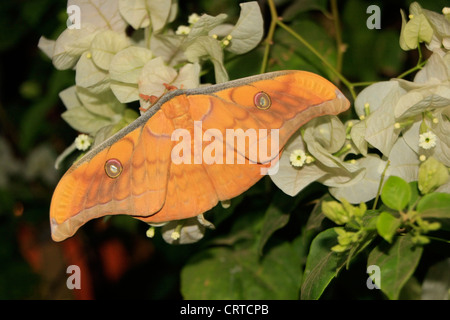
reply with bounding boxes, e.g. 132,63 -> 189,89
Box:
418,157 -> 449,194
343,230 -> 377,270
381,176 -> 411,211
376,211 -> 401,243
301,228 -> 342,299
282,0 -> 328,20
181,241 -> 302,299
416,192 -> 450,219
408,181 -> 419,209
258,191 -> 300,255
305,194 -> 332,232
367,233 -> 423,300
271,19 -> 336,77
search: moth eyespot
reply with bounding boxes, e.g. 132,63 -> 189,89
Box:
254,91 -> 271,110
105,158 -> 122,179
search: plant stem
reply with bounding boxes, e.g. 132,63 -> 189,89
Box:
397,61 -> 426,79
352,81 -> 377,87
260,0 -> 279,74
417,42 -> 423,64
331,0 -> 343,75
427,236 -> 450,244
372,160 -> 390,210
397,43 -> 426,79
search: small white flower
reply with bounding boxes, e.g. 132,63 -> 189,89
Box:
443,7 -> 450,15
188,13 -> 200,24
75,134 -> 92,151
419,131 -> 437,150
175,25 -> 191,35
290,149 -> 307,167
171,230 -> 180,240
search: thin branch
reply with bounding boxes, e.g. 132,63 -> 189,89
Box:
260,0 -> 279,74
331,0 -> 343,75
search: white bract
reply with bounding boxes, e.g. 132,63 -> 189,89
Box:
271,4 -> 450,204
